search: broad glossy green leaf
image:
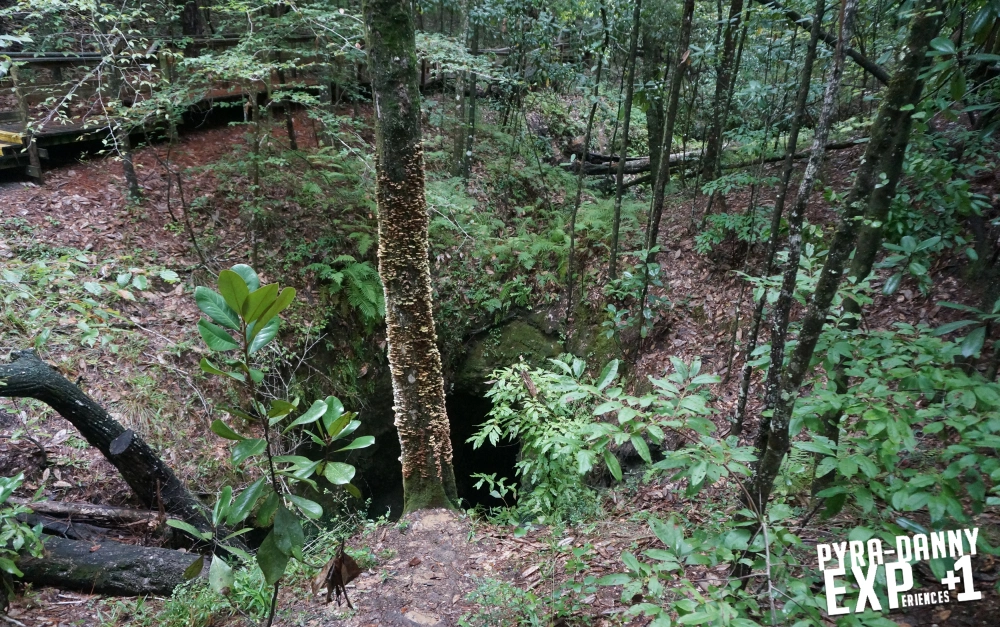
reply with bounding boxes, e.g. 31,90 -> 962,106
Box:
630,435 -> 651,464
231,264 -> 260,292
345,483 -> 362,499
249,317 -> 279,355
251,287 -> 296,341
335,435 -> 375,452
321,396 -> 346,432
274,504 -> 304,559
257,531 -> 289,586
232,438 -> 267,464
244,283 -> 279,324
200,358 -> 246,382
209,555 -> 235,594
268,399 -> 297,419
212,485 -> 233,527
595,359 -> 619,391
323,461 -> 356,485
166,519 -> 211,540
227,477 -> 267,526
195,287 -> 240,330
287,494 -> 323,519
211,420 -> 245,441
218,269 -> 250,314
283,399 -> 327,433
256,491 -> 279,527
961,326 -> 986,357
182,554 -> 204,580
198,319 -> 240,352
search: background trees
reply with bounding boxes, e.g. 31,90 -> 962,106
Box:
1,0 -> 999,623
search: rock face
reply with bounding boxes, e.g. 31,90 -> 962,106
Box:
450,317 -> 563,396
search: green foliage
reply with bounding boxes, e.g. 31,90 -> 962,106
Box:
694,205 -> 773,256
303,255 -> 385,325
801,321 -> 1000,525
877,234 -> 941,295
603,255 -> 671,340
0,474 -> 43,607
186,264 -> 372,618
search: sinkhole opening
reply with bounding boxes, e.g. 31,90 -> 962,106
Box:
364,391 -> 519,520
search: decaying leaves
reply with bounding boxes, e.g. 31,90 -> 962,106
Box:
312,540 -> 362,609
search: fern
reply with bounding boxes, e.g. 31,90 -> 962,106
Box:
302,256 -> 385,323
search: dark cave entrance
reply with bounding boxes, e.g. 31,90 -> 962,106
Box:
364,390 -> 519,519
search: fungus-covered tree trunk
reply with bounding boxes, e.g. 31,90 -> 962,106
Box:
363,0 -> 459,514
743,0 -> 944,518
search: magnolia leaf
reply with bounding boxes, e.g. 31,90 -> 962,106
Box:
232,438 -> 267,464
251,287 -> 296,340
244,283 -> 279,324
335,435 -> 374,452
257,531 -> 289,586
227,477 -> 267,526
248,317 -> 280,355
195,287 -> 241,330
231,264 -> 260,292
198,319 -> 240,351
323,462 -> 356,485
218,269 -> 250,314
287,494 -> 323,519
284,399 -> 328,433
274,504 -> 305,559
166,519 -> 210,540
210,420 -> 245,441
209,555 -> 235,594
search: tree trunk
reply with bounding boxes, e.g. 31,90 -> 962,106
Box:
566,4 -> 609,340
12,498 -> 161,527
758,0 -> 857,454
731,0 -> 826,436
451,0 -> 470,176
742,0 -> 944,520
608,0 -> 643,280
644,0 -> 695,258
810,77 -> 926,497
701,0 -> 746,180
642,31 -> 665,179
18,535 -> 206,596
363,0 -> 459,514
463,23 -> 479,180
0,351 -> 213,538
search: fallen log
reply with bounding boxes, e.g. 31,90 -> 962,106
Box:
721,138 -> 867,170
0,350 -> 223,545
10,498 -> 160,527
563,150 -> 701,176
18,535 -> 207,596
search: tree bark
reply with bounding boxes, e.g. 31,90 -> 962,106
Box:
566,4 -> 609,339
758,0 -> 857,453
18,535 -> 206,596
363,0 -> 459,514
701,0 -> 746,180
0,351 -> 212,537
743,0 -> 944,519
11,498 -> 160,527
731,0 -> 826,436
810,76 -> 925,497
641,30 -> 665,180
752,0 -> 890,85
644,0 -> 695,257
609,0 -> 643,281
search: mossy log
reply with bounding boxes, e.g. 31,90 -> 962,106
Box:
0,350 -> 220,543
17,535 -> 206,596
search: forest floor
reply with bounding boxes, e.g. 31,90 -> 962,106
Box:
1,106 -> 998,627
